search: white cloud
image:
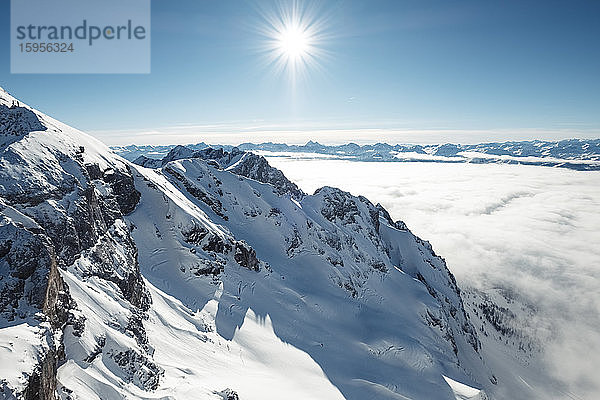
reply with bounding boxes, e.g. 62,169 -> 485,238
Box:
266,158 -> 600,399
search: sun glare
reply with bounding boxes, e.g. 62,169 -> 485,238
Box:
278,25 -> 310,60
258,1 -> 328,81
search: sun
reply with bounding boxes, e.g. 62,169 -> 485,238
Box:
277,25 -> 310,60
258,1 -> 328,80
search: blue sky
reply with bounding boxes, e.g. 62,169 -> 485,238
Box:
1,0 -> 599,145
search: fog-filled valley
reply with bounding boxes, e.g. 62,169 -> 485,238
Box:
265,156 -> 600,399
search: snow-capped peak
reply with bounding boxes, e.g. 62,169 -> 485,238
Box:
0,89 -> 512,400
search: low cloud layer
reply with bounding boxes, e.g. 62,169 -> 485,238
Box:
267,157 -> 600,399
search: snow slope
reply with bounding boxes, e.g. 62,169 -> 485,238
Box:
0,87 -> 518,399
126,154 -> 495,399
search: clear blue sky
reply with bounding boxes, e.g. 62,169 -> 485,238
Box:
1,0 -> 599,145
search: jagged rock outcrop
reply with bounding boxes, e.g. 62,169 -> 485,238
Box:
0,104 -> 47,148
132,155 -> 161,168
227,152 -> 303,200
233,241 -> 260,271
215,388 -> 240,400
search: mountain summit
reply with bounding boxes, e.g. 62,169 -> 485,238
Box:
0,88 -> 511,399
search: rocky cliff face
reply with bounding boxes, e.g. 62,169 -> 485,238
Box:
0,88 -> 154,399
0,219 -> 69,400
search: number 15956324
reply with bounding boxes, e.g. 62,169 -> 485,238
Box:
19,42 -> 74,52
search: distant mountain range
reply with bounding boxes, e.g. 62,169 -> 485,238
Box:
112,139 -> 600,171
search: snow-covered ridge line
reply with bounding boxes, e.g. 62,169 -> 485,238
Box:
113,139 -> 600,171
134,145 -> 304,200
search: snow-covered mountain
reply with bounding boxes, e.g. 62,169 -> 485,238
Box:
113,139 -> 600,171
1,87 -> 548,400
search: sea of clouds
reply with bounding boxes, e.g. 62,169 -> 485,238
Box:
266,157 -> 600,400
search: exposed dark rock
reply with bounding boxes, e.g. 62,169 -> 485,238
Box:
370,260 -> 388,272
118,268 -> 151,312
102,166 -> 141,215
127,313 -> 149,350
361,197 -> 381,234
132,155 -> 161,169
165,146 -> 243,168
417,272 -> 438,298
285,229 -> 302,257
0,225 -> 57,318
85,229 -> 150,312
229,153 -> 303,200
192,259 -> 225,277
0,105 -> 46,144
316,187 -> 360,225
84,336 -> 106,363
1,152 -> 148,398
341,280 -> 358,298
215,388 -> 240,400
234,241 -> 260,271
182,224 -> 209,245
22,349 -> 59,400
202,234 -> 232,254
161,145 -> 197,164
322,231 -> 342,251
84,163 -> 102,180
376,203 -> 408,231
109,349 -> 163,391
0,221 -> 72,400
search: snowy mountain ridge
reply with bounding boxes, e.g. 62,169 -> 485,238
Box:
0,87 -> 549,400
113,138 -> 600,171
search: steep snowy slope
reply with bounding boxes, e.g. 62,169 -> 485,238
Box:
127,152 -> 496,399
0,87 -> 501,400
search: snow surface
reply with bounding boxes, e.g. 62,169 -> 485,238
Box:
443,376 -> 485,400
0,321 -> 51,397
144,282 -> 346,399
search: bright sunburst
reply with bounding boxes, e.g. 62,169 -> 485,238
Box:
258,1 -> 328,81
277,25 -> 310,60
